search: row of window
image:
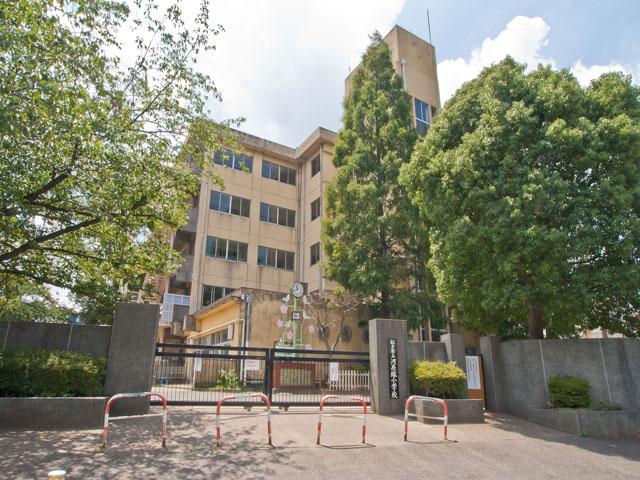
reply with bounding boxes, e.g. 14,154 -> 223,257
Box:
209,191 -> 320,226
214,149 -> 254,172
205,235 -> 298,271
260,202 -> 296,228
262,160 -> 296,186
205,236 -> 249,262
210,191 -> 251,217
258,245 -> 296,271
214,150 -> 326,186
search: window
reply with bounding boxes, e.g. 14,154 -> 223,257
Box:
262,160 -> 296,186
311,197 -> 321,221
257,245 -> 295,271
310,242 -> 321,266
210,191 -> 251,218
213,149 -> 254,172
202,285 -> 232,307
259,202 -> 295,228
414,98 -> 430,134
205,236 -> 248,262
311,155 -> 321,177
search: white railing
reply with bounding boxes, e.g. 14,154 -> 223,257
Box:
329,370 -> 369,391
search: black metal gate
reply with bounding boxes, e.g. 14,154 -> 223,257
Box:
152,342 -> 370,406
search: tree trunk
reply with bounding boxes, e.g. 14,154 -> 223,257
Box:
528,303 -> 544,339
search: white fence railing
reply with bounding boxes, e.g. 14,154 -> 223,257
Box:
329,370 -> 369,391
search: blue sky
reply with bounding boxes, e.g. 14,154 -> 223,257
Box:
398,0 -> 639,69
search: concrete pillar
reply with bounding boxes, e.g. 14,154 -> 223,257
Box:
105,303 -> 160,415
441,333 -> 466,374
479,335 -> 503,412
368,318 -> 409,415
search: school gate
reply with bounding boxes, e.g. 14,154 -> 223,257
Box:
152,342 -> 370,407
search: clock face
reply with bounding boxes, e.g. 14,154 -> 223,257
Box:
290,281 -> 304,298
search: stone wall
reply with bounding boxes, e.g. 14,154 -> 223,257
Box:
480,336 -> 640,436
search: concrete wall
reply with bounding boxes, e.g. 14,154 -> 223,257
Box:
407,341 -> 447,365
0,321 -> 111,358
481,337 -> 640,414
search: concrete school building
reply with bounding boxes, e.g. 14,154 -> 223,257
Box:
155,25 -> 442,350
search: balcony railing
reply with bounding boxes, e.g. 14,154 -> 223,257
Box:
161,294 -> 190,325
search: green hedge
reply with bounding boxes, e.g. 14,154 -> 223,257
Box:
409,360 -> 467,399
0,348 -> 106,397
548,375 -> 591,409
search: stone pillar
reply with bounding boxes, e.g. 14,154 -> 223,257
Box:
479,335 -> 503,412
368,318 -> 409,415
105,303 -> 160,415
441,333 -> 466,374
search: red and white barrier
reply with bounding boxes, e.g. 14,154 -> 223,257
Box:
102,392 -> 168,448
316,395 -> 367,445
215,393 -> 272,447
404,395 -> 448,441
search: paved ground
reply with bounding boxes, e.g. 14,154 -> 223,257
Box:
1,408 -> 638,479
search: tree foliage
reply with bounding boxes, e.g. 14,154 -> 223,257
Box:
0,0 -> 234,319
401,57 -> 640,338
322,33 -> 443,328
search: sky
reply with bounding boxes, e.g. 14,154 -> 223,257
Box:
190,0 -> 640,147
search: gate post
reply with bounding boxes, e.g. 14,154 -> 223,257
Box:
263,348 -> 273,402
368,319 -> 409,415
104,303 -> 160,415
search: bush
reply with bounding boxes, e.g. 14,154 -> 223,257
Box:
0,348 -> 106,397
215,369 -> 239,389
548,375 -> 591,409
409,360 -> 467,399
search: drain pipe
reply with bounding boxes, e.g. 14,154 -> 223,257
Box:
240,293 -> 253,384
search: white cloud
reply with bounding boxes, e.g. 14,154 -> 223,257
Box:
570,60 -> 638,87
201,0 -> 405,146
437,15 -> 639,104
437,16 -> 554,103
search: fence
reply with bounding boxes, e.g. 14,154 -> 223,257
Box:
329,370 -> 369,391
153,343 -> 370,407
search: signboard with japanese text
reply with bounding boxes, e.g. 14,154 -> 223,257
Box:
388,338 -> 399,399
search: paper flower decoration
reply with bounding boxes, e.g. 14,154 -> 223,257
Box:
276,319 -> 284,328
286,330 -> 293,340
308,324 -> 316,333
280,304 -> 288,314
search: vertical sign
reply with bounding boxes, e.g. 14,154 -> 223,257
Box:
329,362 -> 340,383
388,338 -> 399,399
465,356 -> 481,389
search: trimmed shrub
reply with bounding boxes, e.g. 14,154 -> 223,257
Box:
0,348 -> 106,397
409,360 -> 467,399
548,375 -> 591,409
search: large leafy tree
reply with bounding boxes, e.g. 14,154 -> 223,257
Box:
0,0 -> 233,320
401,57 -> 640,338
323,32 -> 443,328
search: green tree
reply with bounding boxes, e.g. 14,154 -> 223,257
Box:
322,32 -> 442,328
0,0 -> 235,319
401,57 -> 640,338
0,275 -> 74,323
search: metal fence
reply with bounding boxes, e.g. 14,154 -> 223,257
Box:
152,343 -> 370,407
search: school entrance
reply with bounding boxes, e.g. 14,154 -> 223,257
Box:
152,342 -> 370,406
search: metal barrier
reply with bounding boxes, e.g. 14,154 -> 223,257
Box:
404,395 -> 448,441
316,395 -> 367,445
215,393 -> 272,447
103,392 -> 168,448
